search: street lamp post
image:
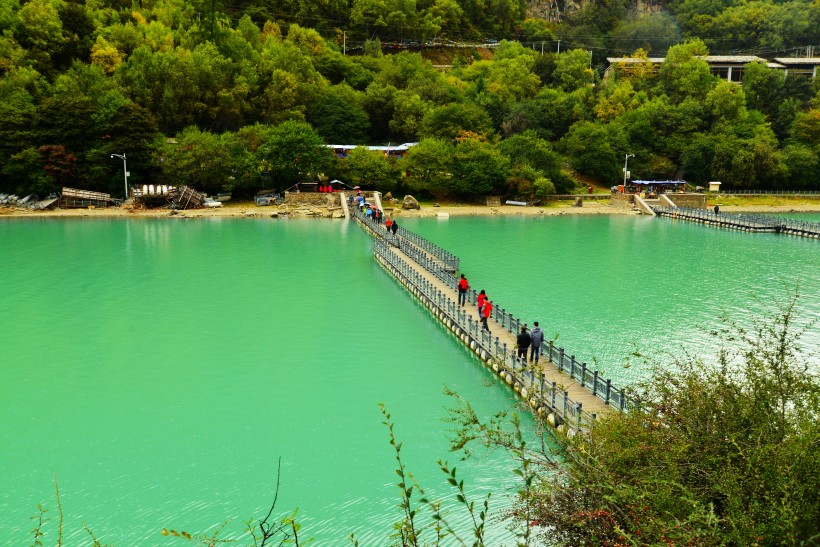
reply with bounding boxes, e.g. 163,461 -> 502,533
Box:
110,153 -> 129,200
622,153 -> 634,193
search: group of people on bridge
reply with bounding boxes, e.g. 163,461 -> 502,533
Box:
351,192 -> 399,234
351,193 -> 388,225
457,274 -> 544,363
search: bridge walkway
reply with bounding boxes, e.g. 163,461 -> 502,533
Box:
387,241 -> 611,417
352,206 -> 616,429
654,205 -> 820,238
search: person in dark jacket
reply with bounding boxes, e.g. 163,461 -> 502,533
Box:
390,220 -> 399,235
516,325 -> 531,361
529,321 -> 544,363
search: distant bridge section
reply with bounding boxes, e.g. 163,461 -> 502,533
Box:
654,206 -> 820,239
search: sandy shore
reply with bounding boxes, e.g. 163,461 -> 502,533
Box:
2,199 -> 819,219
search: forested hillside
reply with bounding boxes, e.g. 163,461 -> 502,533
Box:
0,0 -> 818,199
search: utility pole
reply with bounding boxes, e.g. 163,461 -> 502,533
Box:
557,39 -> 560,54
110,153 -> 129,200
623,153 -> 634,193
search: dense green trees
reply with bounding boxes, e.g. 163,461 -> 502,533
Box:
0,0 -> 818,198
404,138 -> 454,198
308,84 -> 369,143
258,121 -> 327,188
525,297 -> 820,545
498,131 -> 573,194
451,138 -> 510,195
339,146 -> 402,193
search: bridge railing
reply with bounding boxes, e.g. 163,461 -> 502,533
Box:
394,224 -> 460,271
653,205 -> 781,229
373,237 -> 597,429
654,206 -> 820,237
355,209 -> 639,413
781,217 -> 820,236
717,189 -> 820,196
459,285 -> 638,412
352,205 -> 400,245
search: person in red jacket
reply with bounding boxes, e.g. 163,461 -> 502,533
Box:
457,274 -> 469,306
481,297 -> 493,334
477,290 -> 486,316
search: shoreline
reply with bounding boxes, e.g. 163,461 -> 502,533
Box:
2,200 -> 820,219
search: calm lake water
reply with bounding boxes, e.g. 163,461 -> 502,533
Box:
401,213 -> 820,384
1,214 -> 818,545
0,218 -> 522,545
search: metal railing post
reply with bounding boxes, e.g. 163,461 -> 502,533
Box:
563,391 -> 569,419
576,403 -> 582,430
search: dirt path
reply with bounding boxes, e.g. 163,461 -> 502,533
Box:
2,199 -> 819,219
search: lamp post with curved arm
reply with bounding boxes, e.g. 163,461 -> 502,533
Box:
110,153 -> 128,200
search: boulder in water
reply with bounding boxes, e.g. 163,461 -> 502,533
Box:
402,195 -> 420,210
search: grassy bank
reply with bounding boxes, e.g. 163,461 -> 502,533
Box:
709,195 -> 820,208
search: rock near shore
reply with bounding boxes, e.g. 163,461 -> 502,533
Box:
402,195 -> 420,210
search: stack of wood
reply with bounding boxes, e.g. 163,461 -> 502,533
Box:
168,186 -> 204,209
60,187 -> 113,208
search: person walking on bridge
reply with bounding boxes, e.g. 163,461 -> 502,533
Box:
516,325 -> 531,362
529,322 -> 543,363
457,274 -> 469,306
480,297 -> 493,334
390,219 -> 399,235
477,290 -> 486,317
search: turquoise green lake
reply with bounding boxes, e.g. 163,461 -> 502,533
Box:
0,218 -> 522,545
1,214 -> 818,545
401,214 -> 820,384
